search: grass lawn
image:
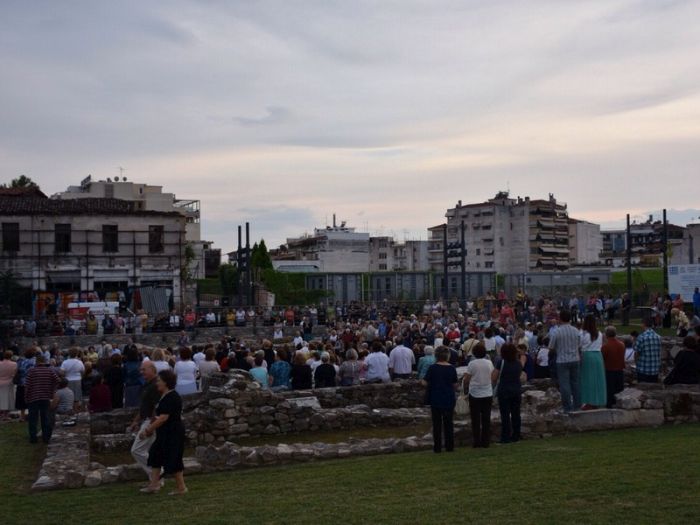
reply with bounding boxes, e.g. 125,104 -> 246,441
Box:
2,422 -> 699,525
612,320 -> 676,337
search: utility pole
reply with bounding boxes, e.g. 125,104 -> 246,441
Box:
460,219 -> 466,304
662,209 -> 669,293
237,225 -> 243,307
626,213 -> 632,304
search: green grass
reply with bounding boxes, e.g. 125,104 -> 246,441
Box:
610,267 -> 664,289
2,422 -> 699,524
612,320 -> 676,337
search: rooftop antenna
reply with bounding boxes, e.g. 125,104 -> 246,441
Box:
117,166 -> 127,179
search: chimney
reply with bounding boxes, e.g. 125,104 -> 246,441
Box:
648,214 -> 653,223
333,214 -> 336,228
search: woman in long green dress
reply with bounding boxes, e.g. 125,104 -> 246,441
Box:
579,314 -> 607,408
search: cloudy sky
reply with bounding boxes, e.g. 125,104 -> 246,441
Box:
2,0 -> 700,253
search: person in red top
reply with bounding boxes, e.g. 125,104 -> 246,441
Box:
499,303 -> 515,326
601,326 -> 626,408
89,373 -> 112,413
24,354 -> 58,444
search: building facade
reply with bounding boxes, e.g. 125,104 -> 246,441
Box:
429,192 -> 572,273
600,216 -> 686,267
0,192 -> 186,314
54,175 -> 217,279
568,219 -> 603,265
272,219 -> 370,273
369,237 -> 430,272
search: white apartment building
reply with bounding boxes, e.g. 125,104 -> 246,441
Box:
272,218 -> 370,273
369,237 -> 430,272
568,219 -> 603,265
428,192 -> 572,274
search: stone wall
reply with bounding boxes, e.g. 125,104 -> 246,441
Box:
12,325 -> 326,349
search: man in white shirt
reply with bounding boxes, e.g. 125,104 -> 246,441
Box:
388,339 -> 415,380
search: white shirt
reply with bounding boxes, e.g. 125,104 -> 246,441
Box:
60,358 -> 85,382
388,345 -> 415,375
365,351 -> 390,382
174,360 -> 197,385
153,360 -> 171,373
198,360 -> 220,377
536,347 -> 549,367
580,331 -> 603,352
193,352 -> 206,365
465,358 -> 494,398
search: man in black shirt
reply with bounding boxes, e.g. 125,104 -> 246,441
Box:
128,361 -> 160,476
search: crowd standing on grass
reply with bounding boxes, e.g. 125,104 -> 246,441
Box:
1,290 -> 700,490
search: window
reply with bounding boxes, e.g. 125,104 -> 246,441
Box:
476,248 -> 481,256
102,225 -> 119,253
149,225 -> 164,253
2,223 -> 19,252
379,263 -> 387,270
485,261 -> 494,269
378,252 -> 387,259
55,224 -> 71,253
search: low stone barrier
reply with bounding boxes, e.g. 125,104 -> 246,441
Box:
35,375 -> 700,492
32,414 -> 92,491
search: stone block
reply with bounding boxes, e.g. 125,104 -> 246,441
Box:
84,471 -> 102,488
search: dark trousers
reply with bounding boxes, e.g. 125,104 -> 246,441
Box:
469,395 -> 492,448
498,394 -> 521,443
637,372 -> 658,383
28,400 -> 52,444
605,370 -> 625,408
431,407 -> 454,453
392,373 -> 411,381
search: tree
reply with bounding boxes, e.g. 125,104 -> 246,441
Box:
218,264 -> 238,296
1,175 -> 39,189
251,239 -> 273,270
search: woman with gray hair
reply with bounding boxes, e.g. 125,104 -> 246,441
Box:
417,346 -> 436,380
339,349 -> 361,386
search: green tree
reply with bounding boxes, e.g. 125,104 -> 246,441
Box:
2,175 -> 39,189
218,263 -> 238,296
250,239 -> 273,270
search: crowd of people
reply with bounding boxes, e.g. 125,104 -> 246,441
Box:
4,286 -> 700,340
2,290 -> 700,491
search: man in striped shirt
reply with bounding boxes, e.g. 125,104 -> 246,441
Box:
25,354 -> 59,444
548,310 -> 581,413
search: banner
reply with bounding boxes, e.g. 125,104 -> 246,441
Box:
668,265 -> 700,300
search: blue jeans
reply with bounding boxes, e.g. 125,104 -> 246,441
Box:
28,400 -> 52,443
556,361 -> 581,412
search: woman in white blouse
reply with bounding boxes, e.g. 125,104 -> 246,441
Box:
579,315 -> 607,409
174,347 -> 198,396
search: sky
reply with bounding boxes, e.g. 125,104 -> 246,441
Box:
2,0 -> 700,253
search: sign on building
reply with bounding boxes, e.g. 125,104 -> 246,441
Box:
668,264 -> 700,300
